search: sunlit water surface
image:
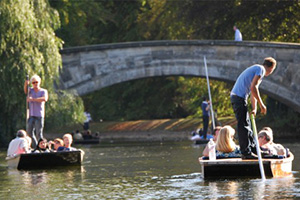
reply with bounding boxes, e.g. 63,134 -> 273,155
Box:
0,140 -> 300,199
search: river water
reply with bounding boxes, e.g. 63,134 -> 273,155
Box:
0,140 -> 300,199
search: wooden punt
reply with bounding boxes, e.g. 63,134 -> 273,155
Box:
199,153 -> 294,179
6,150 -> 84,170
194,139 -> 209,145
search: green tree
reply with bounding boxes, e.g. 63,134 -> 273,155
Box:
137,0 -> 300,42
175,77 -> 234,118
0,0 -> 84,145
82,77 -> 185,121
50,0 -> 143,47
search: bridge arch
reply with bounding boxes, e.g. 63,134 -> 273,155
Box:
59,40 -> 300,112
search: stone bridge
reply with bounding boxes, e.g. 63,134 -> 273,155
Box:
59,40 -> 300,112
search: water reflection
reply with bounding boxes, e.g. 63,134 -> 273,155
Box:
0,141 -> 299,199
6,166 -> 85,186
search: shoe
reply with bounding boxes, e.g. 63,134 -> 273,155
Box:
241,153 -> 258,160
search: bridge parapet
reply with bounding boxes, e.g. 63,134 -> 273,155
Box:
60,40 -> 300,112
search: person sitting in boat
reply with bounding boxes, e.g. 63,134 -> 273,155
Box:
57,133 -> 77,151
191,128 -> 213,141
73,130 -> 83,140
258,130 -> 277,156
215,125 -> 241,158
82,130 -> 93,140
49,138 -> 64,151
7,129 -> 30,158
261,127 -> 288,157
32,138 -> 51,153
202,126 -> 222,157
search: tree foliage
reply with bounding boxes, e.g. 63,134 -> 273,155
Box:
82,77 -> 187,121
137,0 -> 300,42
50,0 -> 143,46
0,0 -> 84,145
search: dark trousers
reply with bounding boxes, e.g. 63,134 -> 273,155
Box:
202,115 -> 209,139
230,95 -> 256,155
83,122 -> 89,130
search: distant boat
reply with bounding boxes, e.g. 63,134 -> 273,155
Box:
6,150 -> 84,170
199,153 -> 294,179
190,134 -> 212,145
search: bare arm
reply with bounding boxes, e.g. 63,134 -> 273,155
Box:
205,101 -> 210,111
24,80 -> 29,94
250,75 -> 266,115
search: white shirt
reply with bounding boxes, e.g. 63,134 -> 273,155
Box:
7,137 -> 29,157
235,29 -> 242,41
84,112 -> 92,123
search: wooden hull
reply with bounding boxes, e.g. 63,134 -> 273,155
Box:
199,153 -> 294,179
6,150 -> 84,170
194,139 -> 209,145
74,139 -> 99,144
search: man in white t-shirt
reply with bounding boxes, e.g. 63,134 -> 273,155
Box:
7,130 -> 30,157
233,25 -> 242,41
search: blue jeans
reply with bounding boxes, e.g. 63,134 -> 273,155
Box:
230,95 -> 256,156
27,116 -> 44,148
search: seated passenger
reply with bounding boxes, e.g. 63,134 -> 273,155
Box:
32,138 -> 51,153
82,130 -> 93,140
261,127 -> 287,157
258,130 -> 277,156
73,130 -> 83,140
57,133 -> 77,151
191,128 -> 213,141
7,129 -> 30,157
49,138 -> 64,151
215,125 -> 241,158
202,126 -> 222,157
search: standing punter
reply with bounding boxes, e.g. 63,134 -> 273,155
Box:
230,57 -> 277,159
24,74 -> 48,148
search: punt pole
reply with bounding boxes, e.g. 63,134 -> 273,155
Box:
203,56 -> 215,130
250,113 -> 266,180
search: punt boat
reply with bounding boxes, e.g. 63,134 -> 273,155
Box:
199,153 -> 294,179
6,150 -> 84,170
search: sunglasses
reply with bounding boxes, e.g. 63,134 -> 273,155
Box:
32,81 -> 38,84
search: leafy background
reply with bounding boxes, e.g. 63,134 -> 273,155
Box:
1,0 -> 299,145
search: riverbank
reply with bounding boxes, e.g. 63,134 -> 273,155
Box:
44,116 -> 237,142
44,116 -> 299,142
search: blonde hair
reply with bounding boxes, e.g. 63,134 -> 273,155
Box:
30,74 -> 41,83
63,133 -> 73,142
216,125 -> 236,153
